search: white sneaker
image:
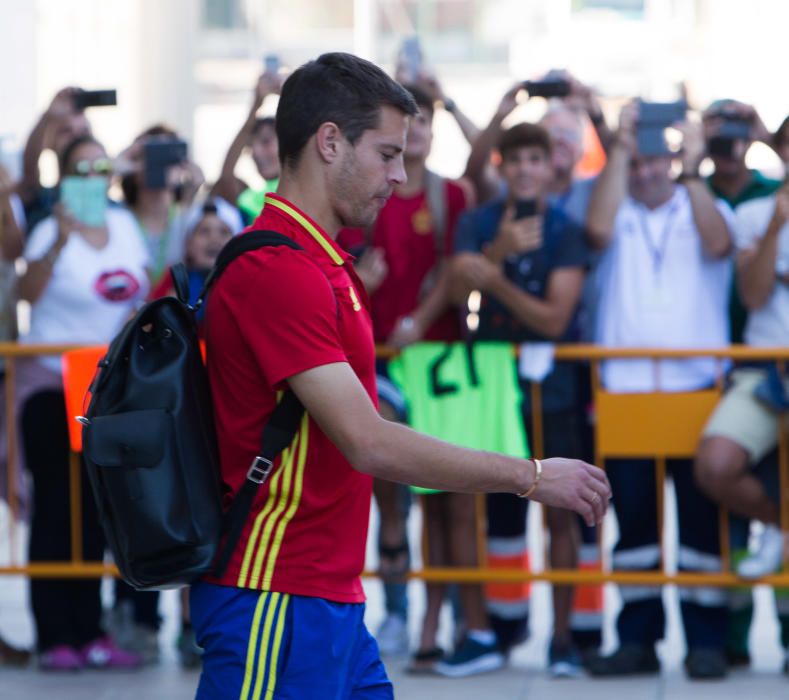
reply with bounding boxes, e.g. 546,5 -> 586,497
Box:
737,525 -> 787,579
375,614 -> 409,656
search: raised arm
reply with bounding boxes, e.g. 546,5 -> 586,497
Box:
19,88 -> 80,204
676,120 -> 732,259
463,84 -> 522,203
287,361 -> 611,525
0,165 -> 23,261
210,72 -> 281,203
737,184 -> 789,310
585,103 -> 636,250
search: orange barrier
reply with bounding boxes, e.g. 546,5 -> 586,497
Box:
2,342 -> 789,587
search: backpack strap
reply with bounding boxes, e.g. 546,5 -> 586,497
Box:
213,391 -> 304,578
203,229 -> 308,578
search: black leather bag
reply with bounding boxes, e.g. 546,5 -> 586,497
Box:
81,231 -> 305,590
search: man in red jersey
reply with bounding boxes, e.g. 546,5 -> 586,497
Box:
193,52 -> 611,700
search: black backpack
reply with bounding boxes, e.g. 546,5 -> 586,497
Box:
81,231 -> 305,590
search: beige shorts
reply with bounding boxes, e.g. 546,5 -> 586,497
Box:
702,368 -> 787,464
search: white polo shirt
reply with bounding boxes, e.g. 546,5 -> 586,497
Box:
595,185 -> 733,393
734,195 -> 789,347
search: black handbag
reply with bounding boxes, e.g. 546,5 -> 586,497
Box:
81,231 -> 305,590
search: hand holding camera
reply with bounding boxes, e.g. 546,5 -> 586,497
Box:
674,120 -> 706,172
487,203 -> 543,263
615,101 -> 639,153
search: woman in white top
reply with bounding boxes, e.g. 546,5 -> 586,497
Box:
18,135 -> 149,670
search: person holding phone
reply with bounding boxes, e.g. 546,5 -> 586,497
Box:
583,102 -> 733,679
17,135 -> 149,671
211,68 -> 284,224
449,122 -> 591,677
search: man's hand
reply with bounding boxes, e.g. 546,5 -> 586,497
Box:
676,120 -> 706,172
450,253 -> 502,292
486,205 -> 543,262
52,202 -> 80,249
252,71 -> 283,115
495,83 -> 524,122
46,87 -> 80,121
354,247 -> 388,294
388,315 -> 424,349
530,457 -> 612,526
615,101 -> 639,153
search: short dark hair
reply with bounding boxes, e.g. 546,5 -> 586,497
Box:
276,52 -> 418,169
402,84 -> 434,120
59,135 -> 103,175
497,123 -> 552,160
252,116 -> 276,138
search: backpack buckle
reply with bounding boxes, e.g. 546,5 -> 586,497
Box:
247,456 -> 273,484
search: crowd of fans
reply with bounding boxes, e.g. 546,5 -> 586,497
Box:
0,52 -> 788,684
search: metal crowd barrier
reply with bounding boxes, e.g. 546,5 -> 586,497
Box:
1,342 -> 788,588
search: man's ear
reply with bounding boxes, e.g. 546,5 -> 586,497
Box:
315,122 -> 344,164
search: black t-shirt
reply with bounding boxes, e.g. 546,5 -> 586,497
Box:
454,200 -> 589,412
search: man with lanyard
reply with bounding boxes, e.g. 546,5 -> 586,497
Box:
583,102 -> 734,679
194,52 -> 611,699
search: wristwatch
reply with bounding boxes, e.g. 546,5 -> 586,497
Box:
443,98 -> 457,114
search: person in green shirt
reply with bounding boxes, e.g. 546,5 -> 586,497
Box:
211,71 -> 283,225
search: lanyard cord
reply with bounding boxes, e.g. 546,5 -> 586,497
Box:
636,199 -> 680,281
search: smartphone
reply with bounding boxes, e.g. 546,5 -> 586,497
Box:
399,36 -> 423,83
523,79 -> 571,99
60,175 -> 108,227
73,89 -> 118,110
707,118 -> 751,158
637,100 -> 687,126
143,139 -> 188,189
264,53 -> 280,74
514,199 -> 538,219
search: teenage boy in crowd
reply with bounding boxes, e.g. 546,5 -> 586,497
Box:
337,84 -> 474,663
461,80 -> 608,660
449,122 -> 590,676
584,102 -> 734,680
702,100 -> 788,667
695,116 -> 789,674
194,52 -> 610,699
211,69 -> 284,224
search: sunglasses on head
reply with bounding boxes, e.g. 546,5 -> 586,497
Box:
73,158 -> 113,176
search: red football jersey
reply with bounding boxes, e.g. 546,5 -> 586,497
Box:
205,194 -> 376,602
339,180 -> 469,343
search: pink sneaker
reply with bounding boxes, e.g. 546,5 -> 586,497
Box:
40,645 -> 83,671
81,637 -> 142,669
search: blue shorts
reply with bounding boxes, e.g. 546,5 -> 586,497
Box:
191,582 -> 393,700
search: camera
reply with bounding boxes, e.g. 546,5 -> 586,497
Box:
523,78 -> 571,99
143,139 -> 188,189
73,89 -> 117,110
636,100 -> 687,156
263,54 -> 280,74
707,117 -> 751,158
514,199 -> 538,219
398,36 -> 423,84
